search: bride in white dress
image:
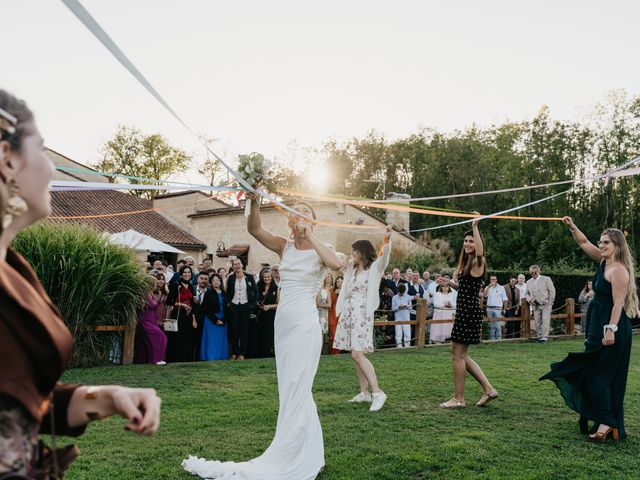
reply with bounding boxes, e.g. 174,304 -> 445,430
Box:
183,195 -> 343,480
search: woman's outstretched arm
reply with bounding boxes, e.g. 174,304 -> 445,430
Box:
563,216 -> 601,263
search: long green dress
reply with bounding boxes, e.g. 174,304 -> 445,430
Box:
540,261 -> 633,439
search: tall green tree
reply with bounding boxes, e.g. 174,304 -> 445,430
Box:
95,126 -> 192,199
319,90 -> 640,271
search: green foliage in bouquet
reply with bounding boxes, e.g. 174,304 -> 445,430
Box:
237,152 -> 277,194
13,223 -> 151,367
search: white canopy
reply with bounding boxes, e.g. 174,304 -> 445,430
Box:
109,229 -> 184,254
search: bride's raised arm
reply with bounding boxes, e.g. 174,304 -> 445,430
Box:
247,192 -> 287,255
298,223 -> 344,271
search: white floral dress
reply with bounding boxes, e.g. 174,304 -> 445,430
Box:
333,269 -> 373,353
318,288 -> 330,334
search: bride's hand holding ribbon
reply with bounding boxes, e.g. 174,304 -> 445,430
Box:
295,221 -> 313,239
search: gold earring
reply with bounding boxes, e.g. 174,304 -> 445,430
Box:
2,177 -> 28,230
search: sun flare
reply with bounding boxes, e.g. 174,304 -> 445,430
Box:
307,164 -> 329,192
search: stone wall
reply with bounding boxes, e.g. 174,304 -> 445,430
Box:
154,192 -> 227,234
187,201 -> 430,272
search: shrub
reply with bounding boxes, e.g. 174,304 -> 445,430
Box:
389,252 -> 449,275
13,223 -> 151,367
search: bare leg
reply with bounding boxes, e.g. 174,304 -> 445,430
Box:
354,362 -> 369,393
464,355 -> 494,393
451,342 -> 468,401
352,351 -> 380,393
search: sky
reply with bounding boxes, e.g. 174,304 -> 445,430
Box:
4,0 -> 640,185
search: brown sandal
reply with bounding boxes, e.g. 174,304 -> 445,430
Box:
588,427 -> 619,444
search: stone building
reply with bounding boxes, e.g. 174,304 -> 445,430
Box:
153,192 -> 431,272
45,148 -> 430,271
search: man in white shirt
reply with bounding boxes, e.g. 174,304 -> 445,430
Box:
483,274 -> 508,340
225,258 -> 259,359
391,284 -> 412,347
525,265 -> 556,343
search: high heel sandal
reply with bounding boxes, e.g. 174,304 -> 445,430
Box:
439,398 -> 466,409
587,427 -> 619,444
476,389 -> 499,407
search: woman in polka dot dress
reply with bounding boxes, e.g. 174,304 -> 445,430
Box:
440,216 -> 499,408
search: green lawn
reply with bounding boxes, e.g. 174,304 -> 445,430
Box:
62,338 -> 640,480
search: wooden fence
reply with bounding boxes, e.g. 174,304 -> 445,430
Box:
94,324 -> 136,365
373,298 -> 584,347
98,298 -> 583,365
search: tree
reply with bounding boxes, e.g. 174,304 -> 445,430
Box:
95,126 -> 192,199
317,90 -> 640,270
196,135 -> 224,195
270,164 -> 305,190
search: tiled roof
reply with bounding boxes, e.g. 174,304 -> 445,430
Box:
154,190 -> 210,200
188,204 -> 279,218
218,244 -> 250,257
48,190 -> 207,249
46,147 -> 109,183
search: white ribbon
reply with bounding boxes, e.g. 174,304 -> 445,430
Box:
60,0 -> 313,223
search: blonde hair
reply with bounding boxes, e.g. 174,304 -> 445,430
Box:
602,228 -> 640,318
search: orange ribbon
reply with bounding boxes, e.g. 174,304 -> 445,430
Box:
277,188 -> 563,222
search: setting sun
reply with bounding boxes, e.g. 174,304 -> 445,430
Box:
307,164 -> 329,192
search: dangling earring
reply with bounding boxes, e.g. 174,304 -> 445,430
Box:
2,177 -> 28,230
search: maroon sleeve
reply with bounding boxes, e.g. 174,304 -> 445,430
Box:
39,383 -> 87,437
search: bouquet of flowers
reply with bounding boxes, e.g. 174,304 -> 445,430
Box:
236,152 -> 276,216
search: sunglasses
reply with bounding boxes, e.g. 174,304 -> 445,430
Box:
598,240 -> 613,245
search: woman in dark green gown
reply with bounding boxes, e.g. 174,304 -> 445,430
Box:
540,218 -> 639,443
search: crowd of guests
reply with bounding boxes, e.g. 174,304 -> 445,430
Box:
134,256 -> 280,365
378,265 -> 559,344
133,253 -> 588,365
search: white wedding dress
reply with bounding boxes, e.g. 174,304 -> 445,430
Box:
183,241 -> 326,479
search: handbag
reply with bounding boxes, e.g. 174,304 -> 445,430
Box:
163,319 -> 178,332
163,306 -> 180,332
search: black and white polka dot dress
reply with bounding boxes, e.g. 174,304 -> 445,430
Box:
450,273 -> 485,344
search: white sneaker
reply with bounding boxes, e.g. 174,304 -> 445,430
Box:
348,392 -> 372,403
155,361 -> 167,366
370,391 -> 387,412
